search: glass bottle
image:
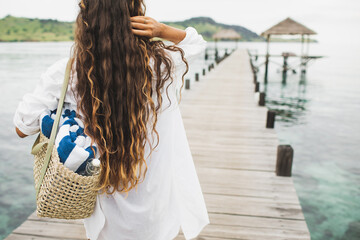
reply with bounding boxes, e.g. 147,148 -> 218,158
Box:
85,158 -> 101,176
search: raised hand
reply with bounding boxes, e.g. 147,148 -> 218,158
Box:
130,16 -> 164,38
130,16 -> 186,44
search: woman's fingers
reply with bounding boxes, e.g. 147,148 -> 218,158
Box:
130,16 -> 144,22
132,29 -> 151,37
130,16 -> 163,38
131,22 -> 149,30
130,16 -> 152,24
130,16 -> 142,22
130,16 -> 151,37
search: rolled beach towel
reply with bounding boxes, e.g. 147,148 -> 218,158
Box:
40,108 -> 98,174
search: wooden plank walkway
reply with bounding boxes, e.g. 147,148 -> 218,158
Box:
5,49 -> 310,240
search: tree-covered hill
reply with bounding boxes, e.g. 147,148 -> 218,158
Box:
163,17 -> 263,41
0,15 -> 264,42
0,15 -> 74,42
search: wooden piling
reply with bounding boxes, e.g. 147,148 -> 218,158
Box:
195,73 -> 199,81
255,81 -> 260,92
266,110 -> 276,128
264,35 -> 270,84
259,92 -> 266,106
185,79 -> 190,90
282,55 -> 288,84
276,145 -> 294,177
249,57 -> 257,83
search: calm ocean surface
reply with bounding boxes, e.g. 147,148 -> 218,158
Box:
0,40 -> 359,239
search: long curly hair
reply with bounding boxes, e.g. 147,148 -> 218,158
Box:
72,0 -> 188,196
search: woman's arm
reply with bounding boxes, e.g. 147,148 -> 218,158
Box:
130,16 -> 186,44
13,58 -> 69,139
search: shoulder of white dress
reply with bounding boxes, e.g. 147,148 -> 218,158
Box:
177,27 -> 206,47
47,57 -> 69,74
177,27 -> 196,46
42,57 -> 71,84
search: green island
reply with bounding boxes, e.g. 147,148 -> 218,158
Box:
0,15 -> 315,42
0,15 -> 74,42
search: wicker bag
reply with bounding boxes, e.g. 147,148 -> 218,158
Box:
31,58 -> 100,219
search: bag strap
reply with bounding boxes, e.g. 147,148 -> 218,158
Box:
35,58 -> 73,199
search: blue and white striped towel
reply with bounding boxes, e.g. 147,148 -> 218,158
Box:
40,108 -> 99,174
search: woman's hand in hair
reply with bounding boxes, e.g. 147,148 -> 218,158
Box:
130,16 -> 186,44
130,16 -> 164,39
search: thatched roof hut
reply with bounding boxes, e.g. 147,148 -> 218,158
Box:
213,29 -> 242,40
260,17 -> 316,37
260,17 -> 317,82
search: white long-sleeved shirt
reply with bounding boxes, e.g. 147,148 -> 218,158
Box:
13,27 -> 210,240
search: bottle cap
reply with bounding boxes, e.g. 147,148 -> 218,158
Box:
92,158 -> 101,167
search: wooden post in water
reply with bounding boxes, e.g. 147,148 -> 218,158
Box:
276,145 -> 294,177
264,35 -> 270,84
259,92 -> 266,106
300,34 -> 307,74
300,34 -> 305,60
266,110 -> 276,128
255,82 -> 260,92
306,34 -> 310,56
195,73 -> 199,81
185,79 -> 190,90
215,41 -> 219,62
282,54 -> 288,84
250,57 -> 257,83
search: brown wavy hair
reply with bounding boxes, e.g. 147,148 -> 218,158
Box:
72,0 -> 188,196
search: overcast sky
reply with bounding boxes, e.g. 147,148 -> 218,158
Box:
0,0 -> 359,43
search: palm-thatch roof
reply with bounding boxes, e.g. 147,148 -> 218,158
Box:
260,17 -> 316,37
213,29 -> 242,40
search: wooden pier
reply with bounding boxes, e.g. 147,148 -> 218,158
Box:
4,49 -> 310,240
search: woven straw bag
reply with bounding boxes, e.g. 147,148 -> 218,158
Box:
31,58 -> 100,219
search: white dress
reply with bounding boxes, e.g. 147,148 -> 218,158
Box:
13,27 -> 210,240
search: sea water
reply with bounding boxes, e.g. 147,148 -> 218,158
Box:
241,40 -> 360,240
0,41 -> 359,239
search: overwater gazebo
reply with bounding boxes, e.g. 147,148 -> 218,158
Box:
213,29 -> 242,41
212,29 -> 242,61
260,17 -> 317,82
